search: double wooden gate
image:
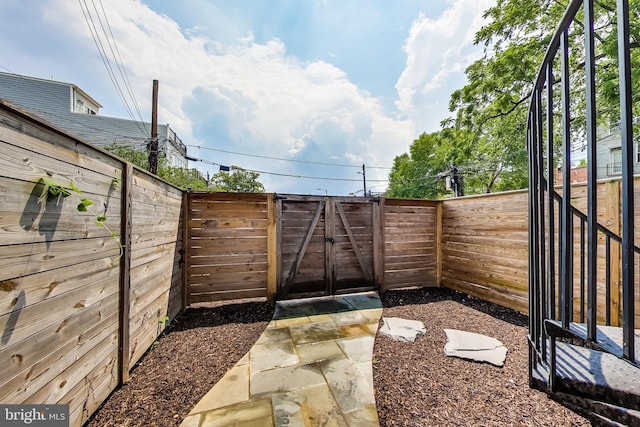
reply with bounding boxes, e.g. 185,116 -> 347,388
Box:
276,195 -> 379,298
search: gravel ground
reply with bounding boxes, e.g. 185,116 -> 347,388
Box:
86,287 -> 589,427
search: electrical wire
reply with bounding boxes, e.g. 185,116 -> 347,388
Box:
79,0 -> 148,136
191,157 -> 389,182
94,0 -> 148,131
187,144 -> 393,169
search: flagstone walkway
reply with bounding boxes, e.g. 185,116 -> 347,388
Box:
180,292 -> 383,427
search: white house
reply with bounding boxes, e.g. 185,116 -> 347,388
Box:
596,120 -> 640,179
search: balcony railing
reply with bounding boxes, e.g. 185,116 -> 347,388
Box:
607,162 -> 622,176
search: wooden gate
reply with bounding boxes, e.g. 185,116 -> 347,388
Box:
277,195 -> 378,298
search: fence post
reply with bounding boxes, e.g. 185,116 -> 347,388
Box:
182,190 -> 190,312
267,193 -> 278,302
118,162 -> 133,384
436,201 -> 443,287
606,180 -> 622,326
373,196 -> 386,293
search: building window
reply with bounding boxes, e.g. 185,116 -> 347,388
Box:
607,147 -> 622,176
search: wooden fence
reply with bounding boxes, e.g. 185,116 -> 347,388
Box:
382,198 -> 440,291
4,95 -> 640,426
186,193 -> 271,302
184,195 -> 440,301
441,180 -> 639,328
441,190 -> 530,313
0,100 -> 183,426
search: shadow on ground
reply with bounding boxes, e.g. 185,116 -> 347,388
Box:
380,287 -> 528,327
168,299 -> 276,332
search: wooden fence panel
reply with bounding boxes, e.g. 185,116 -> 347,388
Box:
383,198 -> 439,291
0,100 -> 184,426
186,193 -> 269,302
0,103 -> 123,426
127,170 -> 183,369
441,190 -> 529,313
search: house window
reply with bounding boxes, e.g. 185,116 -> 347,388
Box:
607,147 -> 622,176
611,147 -> 621,164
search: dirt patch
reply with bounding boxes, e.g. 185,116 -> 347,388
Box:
86,288 -> 588,426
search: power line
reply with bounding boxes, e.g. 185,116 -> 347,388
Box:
191,157 -> 389,182
187,144 -> 393,169
79,0 -> 148,137
94,0 -> 148,132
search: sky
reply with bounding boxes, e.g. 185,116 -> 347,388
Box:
0,0 -> 494,195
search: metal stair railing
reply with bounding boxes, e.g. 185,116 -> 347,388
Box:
527,0 -> 637,389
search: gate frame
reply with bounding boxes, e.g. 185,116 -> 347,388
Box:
273,194 -> 381,299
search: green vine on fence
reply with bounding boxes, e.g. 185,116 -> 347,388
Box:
37,176 -> 124,256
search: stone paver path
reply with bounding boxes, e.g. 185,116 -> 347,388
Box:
181,292 -> 383,426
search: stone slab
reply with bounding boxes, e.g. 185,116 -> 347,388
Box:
272,384 -> 348,427
190,364 -> 250,414
379,317 -> 426,342
319,357 -> 376,414
443,329 -> 508,367
289,321 -> 346,345
250,364 -> 326,396
199,398 -> 273,427
250,340 -> 299,372
295,340 -> 345,364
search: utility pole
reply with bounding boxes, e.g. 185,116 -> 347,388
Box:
362,164 -> 367,197
148,79 -> 159,174
451,165 -> 463,197
438,164 -> 464,197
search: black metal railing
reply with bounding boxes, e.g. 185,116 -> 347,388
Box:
607,162 -> 623,176
527,0 -> 637,387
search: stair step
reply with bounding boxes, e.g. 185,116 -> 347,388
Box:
545,320 -> 640,367
532,342 -> 640,424
551,390 -> 640,426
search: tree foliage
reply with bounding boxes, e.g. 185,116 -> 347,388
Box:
103,144 -> 264,192
387,128 -> 473,198
209,167 -> 265,193
389,0 -> 640,199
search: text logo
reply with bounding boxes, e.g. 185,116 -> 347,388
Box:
0,405 -> 69,426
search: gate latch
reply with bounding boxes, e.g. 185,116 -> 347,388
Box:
325,237 -> 335,244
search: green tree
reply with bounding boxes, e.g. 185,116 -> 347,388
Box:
104,144 -> 210,190
104,144 -> 149,170
387,128 -> 475,198
450,0 -> 640,154
210,167 -> 265,193
159,167 -> 210,190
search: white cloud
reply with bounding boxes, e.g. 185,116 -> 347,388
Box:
39,0 -> 415,194
395,0 -> 494,127
12,0 -> 502,193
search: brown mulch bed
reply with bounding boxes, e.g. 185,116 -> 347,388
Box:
86,287 -> 589,426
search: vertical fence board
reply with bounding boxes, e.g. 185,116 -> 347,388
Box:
128,170 -> 183,369
267,193 -> 277,301
118,162 -> 132,384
